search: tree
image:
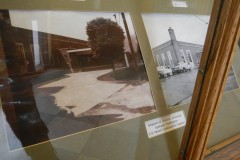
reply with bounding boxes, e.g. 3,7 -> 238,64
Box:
86,17 -> 125,61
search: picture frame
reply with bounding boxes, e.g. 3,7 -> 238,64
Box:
0,10 -> 157,151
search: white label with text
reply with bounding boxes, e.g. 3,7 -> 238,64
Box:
172,1 -> 188,8
145,111 -> 186,138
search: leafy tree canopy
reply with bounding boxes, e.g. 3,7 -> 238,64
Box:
86,17 -> 125,60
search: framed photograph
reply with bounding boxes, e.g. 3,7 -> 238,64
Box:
1,0 -> 239,160
0,10 -> 156,150
142,13 -> 239,107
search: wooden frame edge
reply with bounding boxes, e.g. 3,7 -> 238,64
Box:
205,133 -> 240,156
178,0 -> 240,159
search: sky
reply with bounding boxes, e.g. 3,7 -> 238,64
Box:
9,10 -> 136,41
9,11 -> 210,51
142,13 -> 210,48
9,10 -> 137,52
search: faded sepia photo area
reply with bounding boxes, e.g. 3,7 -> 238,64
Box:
0,10 -> 156,150
142,13 -> 239,107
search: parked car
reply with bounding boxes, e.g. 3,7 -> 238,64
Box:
173,62 -> 191,73
157,66 -> 173,78
171,67 -> 181,75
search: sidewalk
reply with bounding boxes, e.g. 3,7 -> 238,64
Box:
35,69 -> 155,118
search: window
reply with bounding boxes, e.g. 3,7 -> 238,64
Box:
156,54 -> 161,66
161,53 -> 166,66
180,49 -> 187,62
167,51 -> 174,67
186,50 -> 193,63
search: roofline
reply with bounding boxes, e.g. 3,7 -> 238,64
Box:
152,40 -> 203,52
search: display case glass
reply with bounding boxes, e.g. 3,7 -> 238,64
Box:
206,40 -> 240,157
1,0 -> 237,160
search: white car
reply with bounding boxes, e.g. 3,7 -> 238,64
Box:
157,66 -> 173,78
174,62 -> 191,72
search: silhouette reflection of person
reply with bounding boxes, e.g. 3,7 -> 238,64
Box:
0,10 -> 59,160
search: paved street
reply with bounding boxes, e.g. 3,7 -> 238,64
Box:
4,68 -> 156,150
160,69 -> 198,106
32,69 -> 155,142
161,68 -> 239,107
3,68 -> 238,150
35,69 -> 154,117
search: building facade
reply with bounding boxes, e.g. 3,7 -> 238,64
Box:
152,27 -> 203,68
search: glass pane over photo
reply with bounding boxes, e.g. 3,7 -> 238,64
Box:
0,0 -> 216,160
206,40 -> 240,158
1,10 -> 156,150
142,13 -> 239,107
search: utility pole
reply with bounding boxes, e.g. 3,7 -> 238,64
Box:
121,12 -> 138,71
113,14 -> 117,23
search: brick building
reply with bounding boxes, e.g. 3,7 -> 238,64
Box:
152,27 -> 203,69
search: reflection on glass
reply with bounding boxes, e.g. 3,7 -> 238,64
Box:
206,39 -> 240,158
0,10 -> 156,151
142,13 -> 239,107
0,10 -> 59,159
